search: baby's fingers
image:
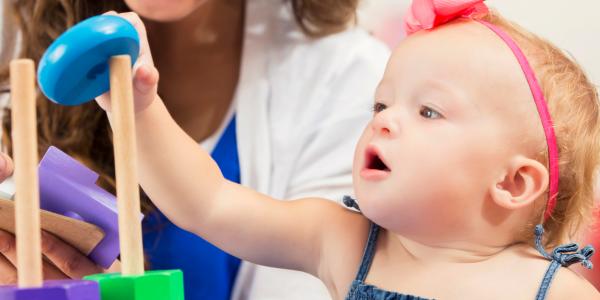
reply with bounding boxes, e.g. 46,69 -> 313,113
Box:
94,63 -> 158,113
133,63 -> 159,112
113,12 -> 154,68
95,11 -> 158,114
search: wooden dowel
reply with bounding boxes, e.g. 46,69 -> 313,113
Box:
109,55 -> 144,275
10,59 -> 42,287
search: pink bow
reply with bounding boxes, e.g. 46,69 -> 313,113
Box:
403,0 -> 489,35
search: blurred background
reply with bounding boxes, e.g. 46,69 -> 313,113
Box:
358,0 -> 600,89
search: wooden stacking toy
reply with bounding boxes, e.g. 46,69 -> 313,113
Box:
37,15 -> 183,300
0,60 -> 100,300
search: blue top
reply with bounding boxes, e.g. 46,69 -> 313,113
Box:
143,115 -> 241,300
341,196 -> 595,300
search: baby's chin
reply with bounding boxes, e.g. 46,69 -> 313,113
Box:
357,193 -> 467,239
358,195 -> 422,230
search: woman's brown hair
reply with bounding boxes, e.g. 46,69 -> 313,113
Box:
0,0 -> 359,213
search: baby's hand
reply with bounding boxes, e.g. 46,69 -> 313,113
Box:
95,11 -> 159,114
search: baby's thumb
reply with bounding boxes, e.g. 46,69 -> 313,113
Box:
132,63 -> 159,112
94,63 -> 159,113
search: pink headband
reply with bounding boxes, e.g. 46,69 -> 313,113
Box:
404,0 -> 559,221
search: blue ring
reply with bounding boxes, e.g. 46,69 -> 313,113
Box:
38,15 -> 140,106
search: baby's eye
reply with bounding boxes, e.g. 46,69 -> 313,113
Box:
419,106 -> 442,119
372,102 -> 387,113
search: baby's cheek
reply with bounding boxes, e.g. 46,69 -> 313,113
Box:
394,181 -> 468,235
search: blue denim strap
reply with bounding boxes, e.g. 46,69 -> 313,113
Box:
533,224 -> 594,300
535,260 -> 561,300
342,196 -> 380,283
355,222 -> 379,282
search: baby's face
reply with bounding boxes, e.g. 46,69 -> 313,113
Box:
352,21 -> 543,240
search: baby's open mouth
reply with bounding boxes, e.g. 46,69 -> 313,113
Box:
365,147 -> 390,172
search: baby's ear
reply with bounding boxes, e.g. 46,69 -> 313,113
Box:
489,156 -> 549,210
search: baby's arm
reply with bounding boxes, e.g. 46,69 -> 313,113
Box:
95,12 -> 363,286
134,99 -> 354,277
134,98 -> 370,299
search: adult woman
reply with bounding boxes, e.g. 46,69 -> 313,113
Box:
0,0 -> 389,299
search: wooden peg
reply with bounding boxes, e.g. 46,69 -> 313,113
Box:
109,55 -> 144,275
10,59 -> 42,287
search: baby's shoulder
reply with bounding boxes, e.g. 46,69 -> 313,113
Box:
546,266 -> 600,299
498,245 -> 599,299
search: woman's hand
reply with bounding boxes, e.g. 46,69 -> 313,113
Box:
0,153 -> 108,284
0,230 -> 105,283
95,11 -> 160,114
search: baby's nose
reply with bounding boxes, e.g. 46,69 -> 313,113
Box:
371,111 -> 398,137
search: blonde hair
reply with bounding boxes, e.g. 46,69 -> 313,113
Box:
482,11 -> 600,247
